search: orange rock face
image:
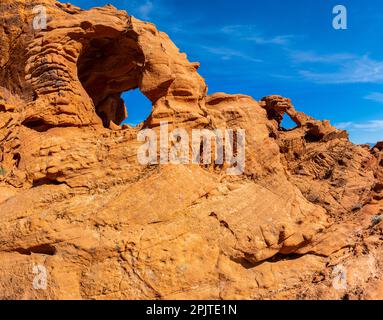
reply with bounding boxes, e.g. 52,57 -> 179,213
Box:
1,0 -> 383,300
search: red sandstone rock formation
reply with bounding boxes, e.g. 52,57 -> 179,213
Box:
1,0 -> 383,300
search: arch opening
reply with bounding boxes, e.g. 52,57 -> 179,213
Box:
77,34 -> 151,128
121,89 -> 152,127
281,114 -> 297,131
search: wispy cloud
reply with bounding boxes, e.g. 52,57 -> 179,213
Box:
335,120 -> 383,144
290,51 -> 354,64
163,23 -> 295,66
298,55 -> 383,84
137,0 -> 154,20
365,92 -> 383,104
335,122 -> 354,130
201,45 -> 263,62
220,24 -> 296,46
220,24 -> 255,35
335,120 -> 383,143
336,120 -> 383,132
246,35 -> 295,46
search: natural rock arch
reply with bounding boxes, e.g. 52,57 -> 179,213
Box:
19,5 -> 207,130
76,32 -> 147,128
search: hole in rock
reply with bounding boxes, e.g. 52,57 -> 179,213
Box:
281,114 -> 297,131
121,89 -> 152,127
77,35 -> 153,128
32,178 -> 63,188
305,131 -> 324,143
22,118 -> 56,132
14,244 -> 56,256
12,153 -> 21,168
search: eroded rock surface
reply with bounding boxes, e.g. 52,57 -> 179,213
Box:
1,0 -> 383,300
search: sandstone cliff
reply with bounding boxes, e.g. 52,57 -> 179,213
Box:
1,0 -> 383,300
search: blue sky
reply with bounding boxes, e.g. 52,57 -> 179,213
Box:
70,0 -> 383,144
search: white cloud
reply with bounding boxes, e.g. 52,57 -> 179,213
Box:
365,92 -> 383,104
201,46 -> 263,63
335,121 -> 354,130
220,24 -> 255,35
246,35 -> 295,46
220,24 -> 295,46
290,51 -> 354,64
335,120 -> 383,132
137,0 -> 154,19
299,55 -> 383,84
334,120 -> 383,144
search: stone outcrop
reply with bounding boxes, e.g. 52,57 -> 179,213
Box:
1,0 -> 383,300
